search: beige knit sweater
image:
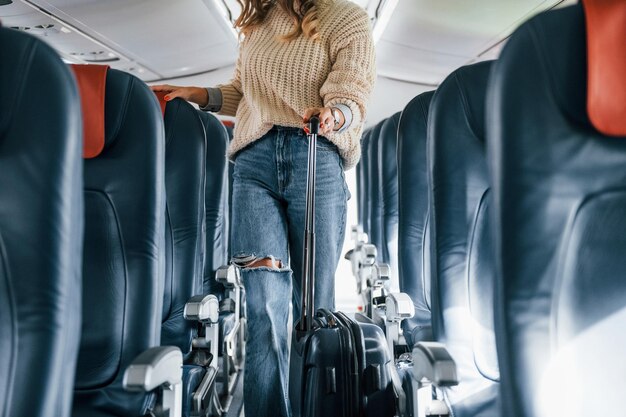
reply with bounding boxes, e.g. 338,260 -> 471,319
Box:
217,0 -> 376,170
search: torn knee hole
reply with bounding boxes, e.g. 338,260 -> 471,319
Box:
232,255 -> 284,270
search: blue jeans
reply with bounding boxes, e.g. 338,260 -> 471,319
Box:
231,126 -> 349,417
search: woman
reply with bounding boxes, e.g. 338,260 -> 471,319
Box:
152,0 -> 375,415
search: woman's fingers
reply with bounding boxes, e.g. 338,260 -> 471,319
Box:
303,107 -> 319,123
303,107 -> 333,133
149,85 -> 192,101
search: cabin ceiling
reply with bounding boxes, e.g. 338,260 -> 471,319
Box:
1,0 -> 570,85
377,0 -> 567,85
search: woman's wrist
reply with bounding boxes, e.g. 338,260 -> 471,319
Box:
194,87 -> 210,108
199,87 -> 223,112
331,104 -> 352,133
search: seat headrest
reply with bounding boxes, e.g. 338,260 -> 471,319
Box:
583,0 -> 626,136
153,91 -> 167,116
70,64 -> 109,158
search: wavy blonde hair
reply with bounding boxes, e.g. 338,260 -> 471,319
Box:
235,0 -> 320,41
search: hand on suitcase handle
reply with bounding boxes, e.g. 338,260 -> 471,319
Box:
303,107 -> 335,135
308,116 -> 320,135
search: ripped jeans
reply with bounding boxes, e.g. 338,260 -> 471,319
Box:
231,126 -> 348,417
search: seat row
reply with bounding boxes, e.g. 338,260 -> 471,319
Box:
0,25 -> 243,417
349,2 -> 626,417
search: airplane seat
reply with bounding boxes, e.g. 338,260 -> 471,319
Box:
397,90 -> 435,349
197,111 -> 230,299
359,128 -> 372,237
487,2 -> 626,416
368,119 -> 386,260
0,27 -> 83,417
356,131 -> 365,229
70,65 -> 176,417
222,122 -> 234,260
155,95 -> 210,417
419,60 -> 499,416
379,112 -> 402,292
159,97 -> 207,354
197,111 -> 245,402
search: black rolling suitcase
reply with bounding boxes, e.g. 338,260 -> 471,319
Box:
289,117 -> 404,417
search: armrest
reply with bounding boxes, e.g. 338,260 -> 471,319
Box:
123,346 -> 183,392
412,342 -> 458,387
361,244 -> 377,266
386,293 -> 415,322
215,264 -> 241,287
184,294 -> 219,324
371,263 -> 390,286
350,225 -> 368,244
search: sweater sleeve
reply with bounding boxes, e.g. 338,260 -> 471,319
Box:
320,9 -> 376,136
216,45 -> 244,117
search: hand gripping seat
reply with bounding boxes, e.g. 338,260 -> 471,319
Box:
70,66 -> 180,417
487,2 -> 626,416
0,27 -> 83,417
379,112 -> 401,292
397,91 -> 435,348
415,61 -> 499,416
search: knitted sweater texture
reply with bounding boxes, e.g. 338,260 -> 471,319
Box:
217,0 -> 376,170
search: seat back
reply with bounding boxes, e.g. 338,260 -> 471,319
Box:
488,4 -> 626,416
72,67 -> 166,417
428,61 -> 499,416
367,120 -> 385,260
357,129 -> 370,232
160,98 -> 207,355
379,112 -> 401,291
222,121 -> 234,259
198,111 -> 230,296
397,91 -> 435,347
0,27 -> 83,417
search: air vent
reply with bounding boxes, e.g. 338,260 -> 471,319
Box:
69,51 -> 120,63
0,0 -> 14,6
10,26 -> 30,31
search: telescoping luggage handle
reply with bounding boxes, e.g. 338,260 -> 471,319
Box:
299,115 -> 320,332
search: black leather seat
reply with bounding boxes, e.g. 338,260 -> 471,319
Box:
488,3 -> 626,416
160,98 -> 208,416
0,27 -> 83,417
427,61 -> 499,416
397,91 -> 435,347
357,129 -> 370,235
198,111 -> 230,297
72,67 -> 168,417
379,112 -> 401,289
197,111 -> 244,402
161,97 -> 207,353
367,120 -> 385,260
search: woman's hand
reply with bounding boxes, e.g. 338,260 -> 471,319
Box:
303,107 -> 344,136
150,85 -> 209,107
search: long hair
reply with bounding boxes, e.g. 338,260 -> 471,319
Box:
235,0 -> 320,41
